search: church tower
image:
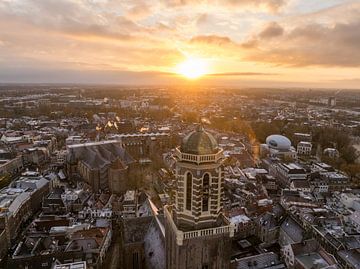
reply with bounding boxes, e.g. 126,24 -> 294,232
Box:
165,125 -> 234,269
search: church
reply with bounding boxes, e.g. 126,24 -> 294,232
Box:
122,125 -> 234,269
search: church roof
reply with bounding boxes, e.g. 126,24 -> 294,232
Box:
180,125 -> 218,155
67,141 -> 134,169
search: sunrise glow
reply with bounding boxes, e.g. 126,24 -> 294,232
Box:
176,58 -> 209,79
0,1 -> 358,88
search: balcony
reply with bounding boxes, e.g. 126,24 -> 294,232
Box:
174,147 -> 224,165
164,205 -> 234,246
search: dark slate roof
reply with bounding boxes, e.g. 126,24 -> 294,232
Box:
144,218 -> 165,269
68,141 -> 134,169
290,239 -> 319,255
338,249 -> 360,269
232,252 -> 285,269
280,216 -> 304,243
180,125 -> 218,155
342,236 -> 360,250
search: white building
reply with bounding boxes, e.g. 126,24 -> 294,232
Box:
270,162 -> 307,186
297,141 -> 312,156
294,133 -> 312,142
79,207 -> 113,219
262,135 -> 297,160
323,148 -> 339,158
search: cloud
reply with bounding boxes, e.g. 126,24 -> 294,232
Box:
188,5 -> 360,68
125,3 -> 153,20
0,0 -> 359,86
189,35 -> 234,46
196,13 -> 209,25
243,17 -> 360,67
0,67 -> 178,84
227,0 -> 287,13
258,22 -> 284,39
0,0 -> 163,41
162,0 -> 287,13
207,72 -> 277,76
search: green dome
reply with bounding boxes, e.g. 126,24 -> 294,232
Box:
181,125 -> 218,155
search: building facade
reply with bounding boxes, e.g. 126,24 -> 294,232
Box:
297,141 -> 312,156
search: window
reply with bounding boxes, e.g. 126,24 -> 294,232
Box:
202,173 -> 210,211
186,172 -> 192,211
133,251 -> 139,269
269,140 -> 278,147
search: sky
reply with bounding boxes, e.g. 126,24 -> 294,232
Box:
0,0 -> 359,88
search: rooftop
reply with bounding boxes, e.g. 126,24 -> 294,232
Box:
338,249 -> 360,269
180,125 -> 219,155
67,140 -> 134,168
232,252 -> 284,269
296,252 -> 330,269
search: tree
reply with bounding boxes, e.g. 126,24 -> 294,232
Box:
341,146 -> 358,164
0,173 -> 11,189
182,111 -> 198,123
341,163 -> 360,181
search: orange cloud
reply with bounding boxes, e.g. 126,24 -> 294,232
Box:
161,0 -> 287,13
190,35 -> 234,46
258,22 -> 284,39
243,19 -> 360,67
125,3 -> 153,20
0,0 -> 359,87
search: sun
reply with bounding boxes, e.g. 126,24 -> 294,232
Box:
176,58 -> 208,79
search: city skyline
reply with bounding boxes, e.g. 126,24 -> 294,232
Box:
0,0 -> 360,88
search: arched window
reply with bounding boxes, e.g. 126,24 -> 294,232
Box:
186,172 -> 192,211
202,173 -> 210,211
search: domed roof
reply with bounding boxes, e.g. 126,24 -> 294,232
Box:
266,134 -> 291,150
181,125 -> 218,155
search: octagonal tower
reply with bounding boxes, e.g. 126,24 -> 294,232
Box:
165,125 -> 234,269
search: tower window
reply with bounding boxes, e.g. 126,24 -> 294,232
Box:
202,173 -> 210,211
186,172 -> 192,211
132,251 -> 139,269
